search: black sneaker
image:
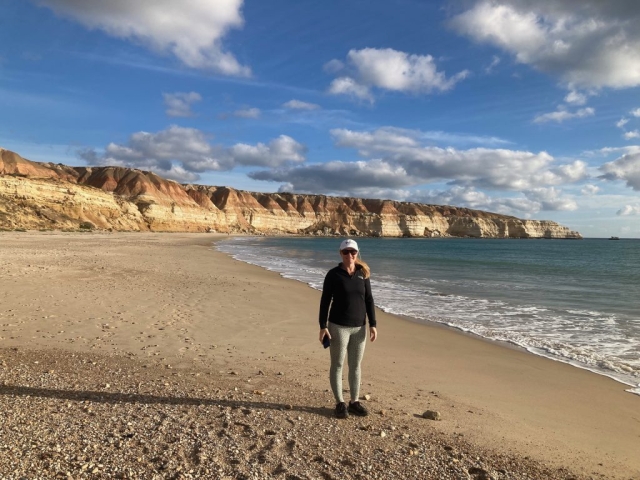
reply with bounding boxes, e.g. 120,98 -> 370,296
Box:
348,401 -> 368,417
335,402 -> 349,419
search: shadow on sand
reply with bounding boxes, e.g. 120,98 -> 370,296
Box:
0,384 -> 332,418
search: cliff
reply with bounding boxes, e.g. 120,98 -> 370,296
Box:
0,147 -> 582,238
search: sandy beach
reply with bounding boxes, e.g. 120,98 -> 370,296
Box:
1,232 -> 638,479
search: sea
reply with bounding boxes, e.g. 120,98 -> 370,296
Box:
216,236 -> 640,395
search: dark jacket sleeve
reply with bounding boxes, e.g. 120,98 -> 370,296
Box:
364,277 -> 376,328
319,271 -> 333,329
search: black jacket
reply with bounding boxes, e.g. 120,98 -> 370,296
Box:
319,264 -> 376,329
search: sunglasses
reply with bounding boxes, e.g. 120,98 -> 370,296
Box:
341,250 -> 358,255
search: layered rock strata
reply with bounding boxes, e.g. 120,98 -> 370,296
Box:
0,147 -> 582,238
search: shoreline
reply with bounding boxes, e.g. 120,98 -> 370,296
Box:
380,310 -> 640,396
216,235 -> 640,397
1,232 -> 638,478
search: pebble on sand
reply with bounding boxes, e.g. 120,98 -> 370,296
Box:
423,410 -> 441,421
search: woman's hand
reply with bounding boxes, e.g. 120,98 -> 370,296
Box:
369,327 -> 377,342
319,328 -> 331,343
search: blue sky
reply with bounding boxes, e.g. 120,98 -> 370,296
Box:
1,0 -> 640,237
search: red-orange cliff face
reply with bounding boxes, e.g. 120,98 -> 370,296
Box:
0,147 -> 582,238
76,166 -> 196,206
1,148 -> 77,181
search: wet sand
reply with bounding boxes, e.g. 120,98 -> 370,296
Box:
0,232 -> 638,479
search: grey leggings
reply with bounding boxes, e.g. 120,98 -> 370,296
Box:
328,322 -> 367,403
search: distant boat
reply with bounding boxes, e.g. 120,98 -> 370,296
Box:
610,236 -> 620,240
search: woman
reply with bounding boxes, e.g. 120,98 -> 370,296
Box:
319,238 -> 377,419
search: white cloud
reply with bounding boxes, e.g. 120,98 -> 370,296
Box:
163,91 -> 202,117
332,128 -> 420,151
350,48 -> 469,91
36,0 -> 250,76
228,135 -> 306,167
250,127 -> 585,215
523,187 -> 577,211
78,126 -> 306,181
276,183 -> 295,193
617,110 -> 640,139
616,118 -> 629,129
337,126 -> 509,148
157,165 -> 201,183
233,107 -> 261,119
323,59 -> 344,74
414,130 -> 510,147
450,1 -> 640,89
624,131 -> 640,140
282,99 -> 321,110
600,151 -> 640,190
330,127 -> 586,190
419,185 -> 577,214
328,77 -> 373,102
554,160 -> 589,182
327,48 -> 469,101
415,186 -> 541,215
484,55 -> 500,74
79,126 -> 224,177
582,145 -> 640,158
250,159 -> 412,195
581,184 -> 600,196
617,205 -> 640,216
533,107 -> 594,124
564,90 -> 587,105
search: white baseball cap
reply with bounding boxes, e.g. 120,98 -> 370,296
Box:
339,239 -> 359,252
